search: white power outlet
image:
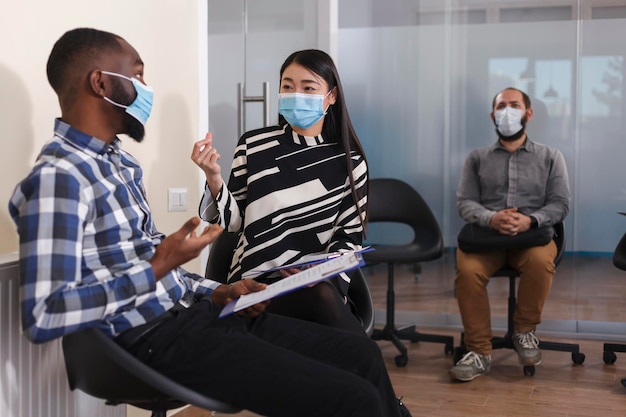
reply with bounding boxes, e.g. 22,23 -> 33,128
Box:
168,188 -> 188,212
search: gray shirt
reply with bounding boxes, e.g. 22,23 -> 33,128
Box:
457,138 -> 570,228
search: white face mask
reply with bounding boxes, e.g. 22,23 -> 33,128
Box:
494,107 -> 524,137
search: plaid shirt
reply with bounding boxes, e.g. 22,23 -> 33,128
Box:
9,119 -> 220,343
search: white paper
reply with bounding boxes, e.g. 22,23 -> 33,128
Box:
219,252 -> 364,317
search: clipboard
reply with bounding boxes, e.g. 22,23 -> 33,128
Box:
241,246 -> 373,279
219,251 -> 365,318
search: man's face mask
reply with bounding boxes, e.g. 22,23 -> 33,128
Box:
102,71 -> 154,126
278,91 -> 331,129
494,106 -> 525,137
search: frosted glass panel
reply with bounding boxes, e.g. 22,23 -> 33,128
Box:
499,6 -> 572,23
338,0 -> 626,324
244,0 -> 318,130
207,0 -> 318,172
578,19 -> 626,252
339,25 -> 447,243
591,6 -> 626,20
339,8 -> 626,254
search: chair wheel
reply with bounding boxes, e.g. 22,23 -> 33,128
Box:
621,378 -> 626,388
603,351 -> 617,365
444,345 -> 454,356
395,354 -> 408,367
572,352 -> 586,365
523,365 -> 535,376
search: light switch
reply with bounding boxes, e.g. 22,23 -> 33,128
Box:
168,188 -> 188,212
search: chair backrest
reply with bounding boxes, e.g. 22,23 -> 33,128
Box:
206,231 -> 240,283
348,268 -> 375,337
62,327 -> 240,413
613,231 -> 626,271
366,178 -> 443,262
205,231 -> 375,335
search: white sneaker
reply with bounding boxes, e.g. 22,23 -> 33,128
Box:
450,351 -> 491,381
513,331 -> 542,365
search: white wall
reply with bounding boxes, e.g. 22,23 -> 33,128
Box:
0,0 -> 206,277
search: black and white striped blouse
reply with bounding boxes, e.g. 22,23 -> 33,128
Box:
199,124 -> 368,286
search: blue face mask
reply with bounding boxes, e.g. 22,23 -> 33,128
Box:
278,91 -> 331,129
102,71 -> 154,126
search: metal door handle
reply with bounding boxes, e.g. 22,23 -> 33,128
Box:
238,82 -> 270,139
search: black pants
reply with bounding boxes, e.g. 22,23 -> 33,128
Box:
265,279 -> 366,336
117,299 -> 401,417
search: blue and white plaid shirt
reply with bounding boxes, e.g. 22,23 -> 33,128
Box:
9,119 -> 220,343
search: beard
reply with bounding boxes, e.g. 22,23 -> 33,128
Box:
496,114 -> 528,142
110,78 -> 146,143
123,113 -> 145,143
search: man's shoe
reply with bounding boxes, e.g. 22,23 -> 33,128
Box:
449,351 -> 491,381
513,331 -> 542,365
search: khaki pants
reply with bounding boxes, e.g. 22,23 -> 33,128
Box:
455,241 -> 557,355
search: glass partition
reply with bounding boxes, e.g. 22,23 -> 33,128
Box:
338,0 -> 626,330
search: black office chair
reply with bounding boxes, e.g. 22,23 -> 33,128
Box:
602,230 -> 626,388
348,268 -> 376,337
62,327 -> 241,417
362,178 -> 454,367
205,230 -> 240,280
454,222 -> 586,376
205,231 -> 375,337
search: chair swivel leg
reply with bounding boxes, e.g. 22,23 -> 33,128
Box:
496,275 -> 584,375
371,263 -> 454,367
371,264 -> 410,367
490,274 -> 517,350
600,342 -> 624,391
390,262 -> 453,356
454,275 -> 516,362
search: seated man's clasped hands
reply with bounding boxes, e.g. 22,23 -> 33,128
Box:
489,207 -> 532,236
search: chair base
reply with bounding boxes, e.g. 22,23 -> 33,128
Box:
454,331 -> 586,377
371,262 -> 454,367
602,342 -> 626,386
372,324 -> 454,367
602,342 -> 626,364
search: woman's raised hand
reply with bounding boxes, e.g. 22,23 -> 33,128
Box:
191,132 -> 223,195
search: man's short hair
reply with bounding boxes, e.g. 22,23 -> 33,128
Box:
492,87 -> 532,110
46,28 -> 123,99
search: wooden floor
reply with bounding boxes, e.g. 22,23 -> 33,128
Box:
173,254 -> 626,417
366,251 -> 626,324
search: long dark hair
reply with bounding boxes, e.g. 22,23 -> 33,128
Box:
278,49 -> 368,229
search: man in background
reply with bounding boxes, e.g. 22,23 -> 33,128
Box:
450,87 -> 570,382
